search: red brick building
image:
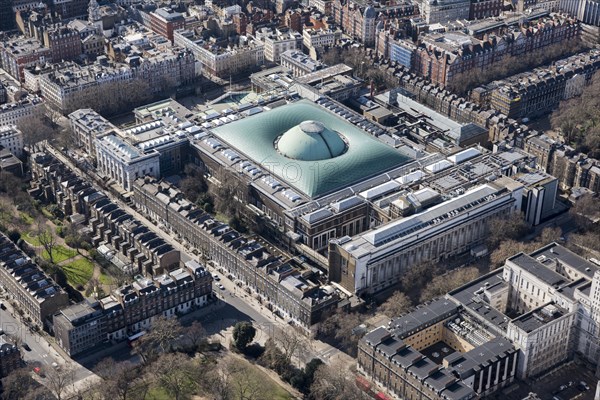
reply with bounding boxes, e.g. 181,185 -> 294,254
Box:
43,26 -> 82,62
150,7 -> 185,43
469,0 -> 503,20
414,14 -> 580,87
0,37 -> 52,82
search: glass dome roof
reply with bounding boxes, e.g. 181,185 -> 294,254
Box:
276,120 -> 347,161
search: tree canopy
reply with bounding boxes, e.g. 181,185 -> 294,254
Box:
551,72 -> 600,159
232,321 -> 256,351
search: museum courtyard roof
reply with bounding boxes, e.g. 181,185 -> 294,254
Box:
210,100 -> 411,197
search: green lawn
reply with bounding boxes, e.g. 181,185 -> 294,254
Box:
20,212 -> 34,225
22,232 -> 42,246
62,257 -> 94,287
41,208 -> 54,219
146,387 -> 171,400
42,245 -> 77,263
230,357 -> 294,400
98,273 -> 113,286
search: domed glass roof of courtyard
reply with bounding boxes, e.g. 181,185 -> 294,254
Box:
210,100 -> 412,198
276,120 -> 347,161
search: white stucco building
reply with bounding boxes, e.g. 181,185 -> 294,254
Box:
0,125 -> 24,158
95,133 -> 160,191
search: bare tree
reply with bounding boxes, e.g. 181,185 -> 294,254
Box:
420,267 -> 480,302
134,315 -> 183,363
44,363 -> 76,400
272,326 -> 308,365
569,231 -> 600,257
535,226 -> 562,245
570,194 -> 600,230
37,222 -> 57,264
226,360 -> 264,400
317,311 -> 363,357
17,115 -> 58,147
94,358 -> 142,400
489,239 -> 540,268
485,212 -> 530,251
201,361 -> 233,400
151,353 -> 200,400
182,321 -> 207,351
309,361 -> 369,400
379,291 -> 412,318
1,368 -> 37,400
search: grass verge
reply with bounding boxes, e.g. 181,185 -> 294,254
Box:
62,257 -> 94,287
42,245 -> 77,263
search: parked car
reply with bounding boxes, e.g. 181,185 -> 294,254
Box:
213,274 -> 220,281
0,302 -> 6,310
22,343 -> 31,351
218,284 -> 225,290
578,381 -> 590,391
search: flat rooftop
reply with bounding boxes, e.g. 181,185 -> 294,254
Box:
389,298 -> 459,339
511,303 -> 567,333
449,271 -> 511,331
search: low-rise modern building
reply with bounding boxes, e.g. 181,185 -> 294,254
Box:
53,259 -> 212,356
0,148 -> 24,176
150,7 -> 186,43
0,233 -> 69,329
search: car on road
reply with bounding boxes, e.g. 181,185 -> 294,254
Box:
218,283 -> 225,290
22,343 -> 31,351
578,381 -> 590,391
213,274 -> 220,281
33,367 -> 45,378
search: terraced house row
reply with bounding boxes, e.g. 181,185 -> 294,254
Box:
53,259 -> 212,356
29,151 -> 180,277
0,232 -> 68,329
132,177 -> 341,330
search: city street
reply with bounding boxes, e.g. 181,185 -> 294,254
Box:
0,303 -> 95,385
